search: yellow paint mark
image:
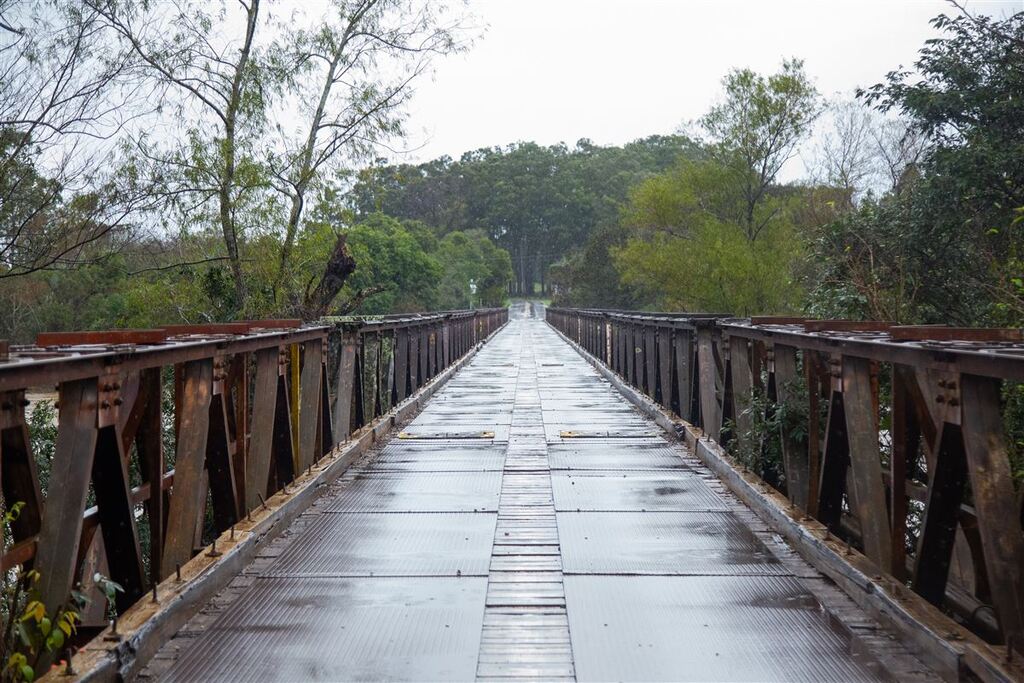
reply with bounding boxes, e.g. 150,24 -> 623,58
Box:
560,430 -> 582,438
290,343 -> 300,468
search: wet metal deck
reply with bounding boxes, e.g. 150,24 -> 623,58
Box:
149,307 -> 927,681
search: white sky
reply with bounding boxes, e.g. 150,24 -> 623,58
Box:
399,0 -> 1020,180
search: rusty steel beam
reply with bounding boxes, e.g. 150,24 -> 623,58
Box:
546,307 -> 1024,659
0,307 -> 509,630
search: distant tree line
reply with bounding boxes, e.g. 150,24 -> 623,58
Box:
347,136 -> 698,295
2,1 -> 1020,345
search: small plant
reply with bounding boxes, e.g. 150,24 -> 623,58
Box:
725,378 -> 812,492
92,574 -> 124,630
1,503 -> 85,682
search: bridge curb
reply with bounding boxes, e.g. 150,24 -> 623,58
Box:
548,321 -> 1022,683
60,330 -> 504,683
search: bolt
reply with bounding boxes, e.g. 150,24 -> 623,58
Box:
176,563 -> 182,582
151,584 -> 158,603
63,649 -> 75,676
19,398 -> 29,407
101,400 -> 110,409
113,397 -> 123,406
208,538 -> 222,558
257,493 -> 267,510
230,524 -> 235,541
936,395 -> 945,403
938,379 -> 947,388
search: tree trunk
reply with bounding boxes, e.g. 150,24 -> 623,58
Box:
217,0 -> 260,313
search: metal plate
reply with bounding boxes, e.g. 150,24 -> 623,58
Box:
563,575 -> 882,682
162,577 -> 488,682
398,424 -> 510,442
551,472 -> 729,512
326,471 -> 502,512
548,443 -> 686,471
358,444 -> 506,472
545,424 -> 662,441
558,512 -> 788,575
267,512 -> 496,577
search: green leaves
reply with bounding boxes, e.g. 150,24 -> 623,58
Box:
93,573 -> 124,612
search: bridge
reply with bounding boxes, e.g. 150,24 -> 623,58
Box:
1,304 -> 1022,681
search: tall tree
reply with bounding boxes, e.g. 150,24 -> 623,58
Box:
90,0 -> 267,312
701,59 -> 819,240
269,0 -> 466,313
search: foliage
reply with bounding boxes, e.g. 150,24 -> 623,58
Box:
348,136 -> 700,294
91,574 -> 123,624
1,503 -> 85,682
548,222 -> 645,309
847,10 -> 1024,325
435,230 -> 513,308
805,190 -> 981,323
612,158 -> 805,315
26,403 -> 56,496
701,58 -> 820,239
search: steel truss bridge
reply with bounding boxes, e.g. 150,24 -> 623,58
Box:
1,303 -> 1022,681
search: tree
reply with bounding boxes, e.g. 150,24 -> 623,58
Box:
290,212 -> 439,315
269,0 -> 467,307
0,1 -> 142,278
701,59 -> 819,240
854,9 -> 1024,324
435,230 -> 512,308
346,135 -> 698,295
612,158 -> 805,315
811,100 -> 878,205
89,0 -> 267,311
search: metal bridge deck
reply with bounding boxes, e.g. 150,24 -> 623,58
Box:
147,307 -> 918,681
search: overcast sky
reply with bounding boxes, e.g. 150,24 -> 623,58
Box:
399,0 -> 1019,179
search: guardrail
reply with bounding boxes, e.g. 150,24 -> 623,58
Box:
547,307 -> 1024,658
0,307 -> 506,642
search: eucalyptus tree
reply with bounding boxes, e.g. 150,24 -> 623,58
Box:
268,0 -> 467,316
700,58 -> 819,241
88,0 -> 269,312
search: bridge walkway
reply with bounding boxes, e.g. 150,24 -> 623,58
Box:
145,308 -> 925,681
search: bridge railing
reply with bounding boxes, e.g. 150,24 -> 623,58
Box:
0,307 -> 506,639
547,307 -> 1024,655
